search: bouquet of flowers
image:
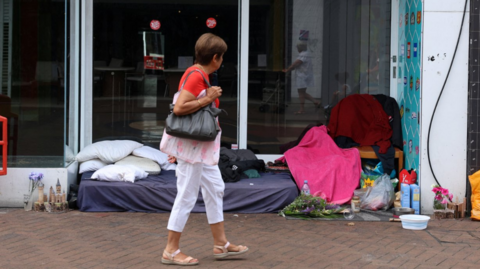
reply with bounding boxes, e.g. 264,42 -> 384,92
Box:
24,172 -> 44,211
431,184 -> 453,210
279,194 -> 345,219
28,172 -> 44,195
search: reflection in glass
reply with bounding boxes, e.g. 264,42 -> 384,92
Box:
247,0 -> 391,154
92,1 -> 239,148
0,0 -> 69,167
142,31 -> 165,71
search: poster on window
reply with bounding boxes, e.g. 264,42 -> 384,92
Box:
144,54 -> 164,70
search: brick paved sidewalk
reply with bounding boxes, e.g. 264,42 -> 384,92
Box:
1,208 -> 479,269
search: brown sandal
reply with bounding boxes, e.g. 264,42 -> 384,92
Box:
213,242 -> 249,259
161,249 -> 199,266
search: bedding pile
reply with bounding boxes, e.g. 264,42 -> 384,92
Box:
76,140 -> 298,213
76,140 -> 176,182
282,126 -> 362,205
77,170 -> 298,213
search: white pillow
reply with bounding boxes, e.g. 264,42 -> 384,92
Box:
91,164 -> 148,183
76,140 -> 143,163
123,165 -> 149,181
79,159 -> 108,174
132,146 -> 177,171
115,155 -> 161,175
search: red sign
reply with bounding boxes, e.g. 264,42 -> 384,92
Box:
150,20 -> 161,30
206,18 -> 217,28
144,55 -> 164,70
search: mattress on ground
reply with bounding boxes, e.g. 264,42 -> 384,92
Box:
77,170 -> 298,213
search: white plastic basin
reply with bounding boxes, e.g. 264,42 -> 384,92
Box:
399,214 -> 430,230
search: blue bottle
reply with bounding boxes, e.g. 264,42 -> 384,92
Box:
401,183 -> 411,208
410,184 -> 420,214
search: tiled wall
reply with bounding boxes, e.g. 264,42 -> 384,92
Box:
398,0 -> 422,171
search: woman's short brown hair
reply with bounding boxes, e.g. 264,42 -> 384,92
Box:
195,33 -> 227,65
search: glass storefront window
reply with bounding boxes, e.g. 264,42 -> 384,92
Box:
0,0 -> 395,167
247,0 -> 391,154
91,0 -> 239,148
0,0 -> 72,167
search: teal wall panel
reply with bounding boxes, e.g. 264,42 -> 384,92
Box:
398,0 -> 422,171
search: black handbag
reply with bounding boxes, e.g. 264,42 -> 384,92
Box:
165,69 -> 225,141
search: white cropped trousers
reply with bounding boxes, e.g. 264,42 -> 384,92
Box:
167,159 -> 225,232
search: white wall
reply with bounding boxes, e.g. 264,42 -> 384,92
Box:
421,0 -> 469,213
0,163 -> 78,207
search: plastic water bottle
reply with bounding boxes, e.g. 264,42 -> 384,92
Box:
301,180 -> 310,195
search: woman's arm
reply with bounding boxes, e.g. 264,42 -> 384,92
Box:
173,85 -> 223,116
283,59 -> 303,73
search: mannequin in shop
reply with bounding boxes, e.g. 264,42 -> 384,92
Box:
160,33 -> 248,266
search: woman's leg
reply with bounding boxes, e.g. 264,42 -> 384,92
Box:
163,230 -> 199,264
297,88 -> 306,113
199,164 -> 225,225
164,160 -> 203,262
297,88 -> 319,113
304,92 -> 320,105
165,230 -> 182,253
199,164 -> 248,254
210,222 -> 248,255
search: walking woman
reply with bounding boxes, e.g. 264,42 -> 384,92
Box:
283,41 -> 320,114
160,33 -> 249,266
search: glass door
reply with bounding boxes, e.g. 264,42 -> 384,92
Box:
90,0 -> 239,148
247,0 -> 392,155
0,0 -> 73,167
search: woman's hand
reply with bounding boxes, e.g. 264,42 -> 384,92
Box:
206,86 -> 223,100
167,155 -> 177,164
284,59 -> 303,74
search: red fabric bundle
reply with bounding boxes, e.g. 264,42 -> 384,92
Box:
327,94 -> 392,153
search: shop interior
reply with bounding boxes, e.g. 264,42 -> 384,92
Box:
89,0 -> 391,156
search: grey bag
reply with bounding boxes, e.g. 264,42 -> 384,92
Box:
165,70 -> 225,141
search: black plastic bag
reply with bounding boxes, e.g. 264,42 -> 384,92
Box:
67,184 -> 79,209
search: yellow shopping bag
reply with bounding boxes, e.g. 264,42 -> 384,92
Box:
468,170 -> 480,220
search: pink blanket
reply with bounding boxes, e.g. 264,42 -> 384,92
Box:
282,126 -> 361,204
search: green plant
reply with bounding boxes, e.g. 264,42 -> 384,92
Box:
279,194 -> 345,219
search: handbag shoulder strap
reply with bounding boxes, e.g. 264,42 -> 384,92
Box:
179,69 -> 211,91
172,69 -> 212,106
